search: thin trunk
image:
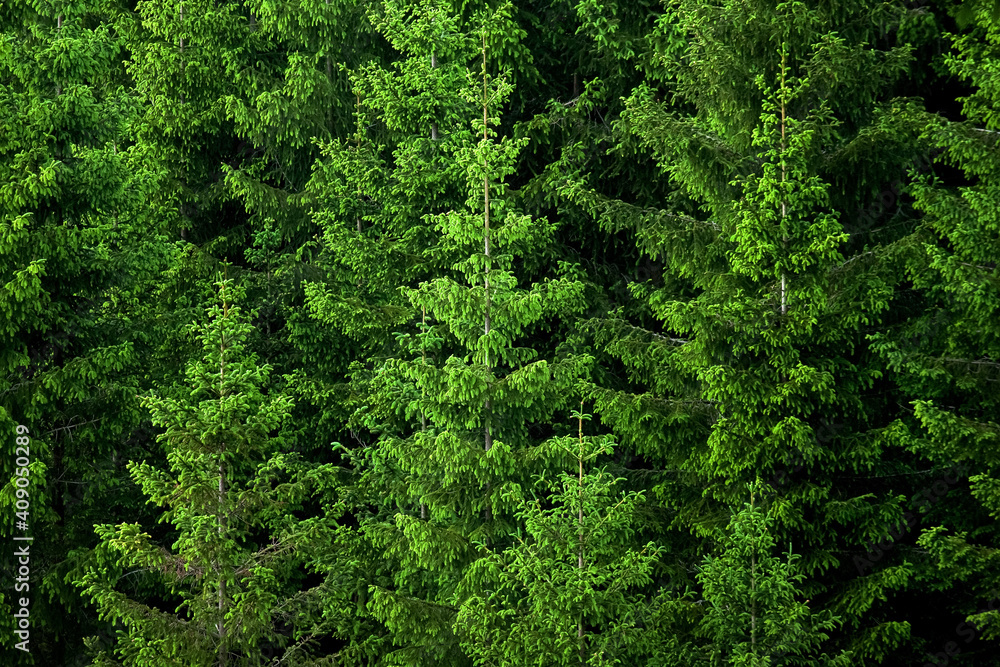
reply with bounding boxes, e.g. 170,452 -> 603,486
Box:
420,306 -> 428,521
326,0 -> 333,132
779,49 -> 788,315
750,489 -> 757,655
356,94 -> 362,235
482,40 -> 492,454
179,1 -> 186,105
577,404 -> 585,663
480,39 -> 493,526
431,50 -> 439,140
327,53 -> 333,130
218,461 -> 227,667
217,293 -> 229,667
55,15 -> 62,97
416,39 -> 437,523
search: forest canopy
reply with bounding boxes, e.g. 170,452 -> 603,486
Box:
2,0 -> 1000,665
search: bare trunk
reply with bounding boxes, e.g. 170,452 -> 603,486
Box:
750,489 -> 757,655
217,294 -> 229,667
55,16 -> 62,97
327,54 -> 333,130
482,41 -> 492,454
356,94 -> 363,236
577,406 -> 585,663
430,50 -> 438,140
179,2 -> 186,105
420,306 -> 428,521
218,463 -> 227,667
480,39 -> 493,526
326,0 -> 333,132
779,50 -> 788,315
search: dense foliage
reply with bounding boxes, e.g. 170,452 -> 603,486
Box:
2,0 -> 1000,665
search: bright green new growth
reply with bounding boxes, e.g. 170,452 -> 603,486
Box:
558,0 -> 931,660
321,2 -> 592,663
80,279 -> 341,665
884,0 -> 1000,642
0,0 -> 169,655
7,0 -> 1000,663
454,404 -> 666,666
693,481 -> 852,666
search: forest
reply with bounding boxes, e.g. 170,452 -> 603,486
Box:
2,0 -> 1000,664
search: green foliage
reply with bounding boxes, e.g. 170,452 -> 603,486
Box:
4,0 -> 1000,663
876,0 -> 1000,649
692,482 -> 853,666
562,0 -> 936,660
79,280 -> 345,665
306,3 -> 598,663
0,0 -> 171,660
454,405 -> 669,666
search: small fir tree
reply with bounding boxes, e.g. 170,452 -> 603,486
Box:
78,279 -> 345,665
874,0 -> 1000,650
692,481 -> 853,666
454,402 -> 672,666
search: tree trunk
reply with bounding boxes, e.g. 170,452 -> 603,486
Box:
779,49 -> 788,315
179,1 -> 186,105
482,41 -> 493,455
217,295 -> 229,666
577,406 -> 585,663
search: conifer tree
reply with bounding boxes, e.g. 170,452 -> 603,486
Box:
301,5 -> 515,660
0,0 -> 168,659
689,482 -> 853,666
78,279 -> 345,665
309,3 -> 592,663
117,8 -> 374,650
453,403 -> 672,666
874,0 -> 1000,651
303,0 -> 478,350
561,0 -> 936,660
108,0 -> 253,410
0,0 -> 985,660
221,0 -> 385,407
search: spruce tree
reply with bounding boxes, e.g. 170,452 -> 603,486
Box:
222,0 -> 386,417
689,482 -> 853,666
0,0 -> 168,659
116,7 -> 379,660
453,403 -> 671,666
78,279 -> 344,665
873,0 -> 1000,655
561,0 -> 935,660
308,2 -> 592,662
